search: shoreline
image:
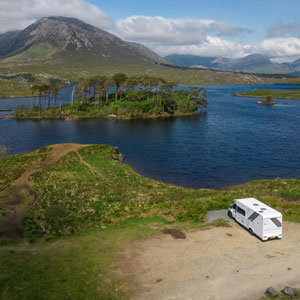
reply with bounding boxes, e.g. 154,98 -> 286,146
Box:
8,111 -> 202,121
1,82 -> 299,99
2,143 -> 298,191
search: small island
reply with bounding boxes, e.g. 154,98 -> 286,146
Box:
234,88 -> 300,100
255,96 -> 277,106
12,73 -> 208,120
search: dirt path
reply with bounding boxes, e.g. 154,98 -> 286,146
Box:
120,221 -> 300,300
74,150 -> 104,179
0,143 -> 86,238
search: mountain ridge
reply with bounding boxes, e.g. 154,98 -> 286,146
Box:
165,53 -> 298,74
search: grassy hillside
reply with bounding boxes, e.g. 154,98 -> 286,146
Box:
235,88 -> 300,100
2,60 -> 300,97
1,144 -> 300,299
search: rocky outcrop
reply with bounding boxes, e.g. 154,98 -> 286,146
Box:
281,286 -> 299,297
265,287 -> 278,298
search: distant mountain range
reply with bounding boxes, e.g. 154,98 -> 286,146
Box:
0,16 -> 169,67
165,54 -> 300,74
0,16 -> 297,96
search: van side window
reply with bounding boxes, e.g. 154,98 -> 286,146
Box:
236,206 -> 245,216
248,212 -> 259,222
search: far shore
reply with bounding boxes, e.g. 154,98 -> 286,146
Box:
233,88 -> 300,100
234,93 -> 300,100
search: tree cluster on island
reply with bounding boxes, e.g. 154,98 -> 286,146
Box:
14,73 -> 208,119
256,95 -> 277,105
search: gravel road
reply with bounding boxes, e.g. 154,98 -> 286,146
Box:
120,221 -> 300,300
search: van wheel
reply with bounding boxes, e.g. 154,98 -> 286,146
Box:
227,211 -> 233,219
249,228 -> 254,235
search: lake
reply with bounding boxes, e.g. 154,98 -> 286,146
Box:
1,84 -> 300,189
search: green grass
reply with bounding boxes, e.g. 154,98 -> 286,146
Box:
20,145 -> 236,240
0,78 -> 32,98
1,144 -> 300,241
4,44 -> 60,63
1,144 -> 300,299
0,217 -> 167,300
235,89 -> 300,100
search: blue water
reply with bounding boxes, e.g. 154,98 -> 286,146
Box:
1,84 -> 300,189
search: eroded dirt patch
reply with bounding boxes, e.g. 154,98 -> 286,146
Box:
120,221 -> 300,300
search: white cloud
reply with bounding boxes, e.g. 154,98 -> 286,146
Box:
259,37 -> 300,57
112,16 -> 254,58
0,0 -> 113,34
114,16 -> 252,46
153,36 -> 255,58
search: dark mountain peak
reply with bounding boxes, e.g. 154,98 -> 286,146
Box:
46,16 -> 97,32
0,16 -> 168,65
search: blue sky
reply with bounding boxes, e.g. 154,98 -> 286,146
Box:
2,0 -> 300,61
90,0 -> 300,43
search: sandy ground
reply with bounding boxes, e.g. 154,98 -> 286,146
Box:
120,221 -> 300,300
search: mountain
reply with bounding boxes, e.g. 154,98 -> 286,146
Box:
231,54 -> 290,74
283,58 -> 300,73
165,54 -> 292,74
164,55 -> 217,68
0,16 -> 169,66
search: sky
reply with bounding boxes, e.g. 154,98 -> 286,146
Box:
1,0 -> 300,62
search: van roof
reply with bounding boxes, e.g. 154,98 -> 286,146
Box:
235,198 -> 282,218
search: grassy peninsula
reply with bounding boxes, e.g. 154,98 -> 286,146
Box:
12,74 -> 208,120
235,88 -> 300,100
1,144 -> 300,299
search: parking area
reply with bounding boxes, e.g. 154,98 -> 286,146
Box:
120,221 -> 300,300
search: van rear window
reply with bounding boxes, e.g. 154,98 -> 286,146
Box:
271,218 -> 282,227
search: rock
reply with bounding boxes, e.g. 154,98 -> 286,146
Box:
113,147 -> 125,163
162,228 -> 186,239
255,100 -> 277,106
281,286 -> 299,297
265,287 -> 278,298
108,114 -> 117,119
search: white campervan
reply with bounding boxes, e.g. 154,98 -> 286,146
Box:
228,198 -> 282,241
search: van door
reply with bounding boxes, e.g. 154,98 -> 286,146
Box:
231,203 -> 237,218
236,206 -> 246,226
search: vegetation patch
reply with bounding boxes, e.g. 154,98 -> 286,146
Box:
0,217 -> 166,300
235,89 -> 300,100
12,74 -> 208,120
